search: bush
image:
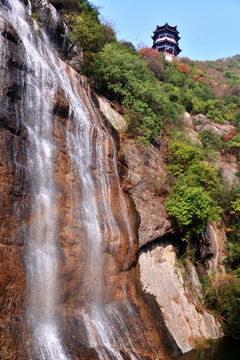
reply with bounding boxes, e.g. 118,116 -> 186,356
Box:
32,12 -> 42,24
165,140 -> 222,238
89,42 -> 179,143
66,12 -> 115,53
165,184 -> 220,235
198,130 -> 224,151
167,140 -> 204,176
201,273 -> 240,335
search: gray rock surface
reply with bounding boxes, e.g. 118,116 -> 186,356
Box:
120,141 -> 174,248
139,240 -> 223,353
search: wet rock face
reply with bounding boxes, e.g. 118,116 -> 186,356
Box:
0,12 -> 31,360
0,1 -> 181,359
30,0 -> 70,57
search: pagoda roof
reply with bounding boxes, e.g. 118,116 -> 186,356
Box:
153,23 -> 179,35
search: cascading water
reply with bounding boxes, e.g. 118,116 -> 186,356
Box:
0,1 -> 161,359
1,0 -> 68,358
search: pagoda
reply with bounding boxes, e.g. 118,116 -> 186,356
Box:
152,23 -> 181,61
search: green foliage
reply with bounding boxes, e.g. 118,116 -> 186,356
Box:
223,71 -> 236,79
167,140 -> 204,176
63,0 -> 115,58
66,12 -> 115,52
213,182 -> 240,218
165,140 -> 222,238
225,133 -> 240,151
193,337 -> 215,350
201,273 -> 240,335
198,130 -> 224,152
225,242 -> 240,277
77,0 -> 100,18
89,42 -> 179,143
231,198 -> 240,214
32,12 -> 42,24
223,191 -> 240,276
165,184 -> 220,234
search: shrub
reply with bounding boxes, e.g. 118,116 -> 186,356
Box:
32,12 -> 42,24
167,141 -> 204,176
201,273 -> 240,335
66,12 -> 115,53
198,130 -> 224,151
89,42 -> 179,143
139,48 -> 167,81
165,140 -> 222,238
165,184 -> 221,235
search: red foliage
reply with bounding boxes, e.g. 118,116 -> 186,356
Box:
193,69 -> 203,82
178,63 -> 189,74
223,131 -> 237,142
139,47 -> 159,59
193,68 -> 210,83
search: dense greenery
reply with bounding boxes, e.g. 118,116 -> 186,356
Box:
201,272 -> 240,336
164,140 -> 222,239
58,2 -> 240,143
88,43 -> 179,143
50,0 -> 115,58
200,184 -> 240,336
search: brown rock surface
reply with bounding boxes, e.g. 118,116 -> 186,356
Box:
0,13 -> 31,360
1,1 -> 230,359
0,2 -> 180,358
119,141 -> 174,248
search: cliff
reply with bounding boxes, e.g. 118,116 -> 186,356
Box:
0,1 -> 238,359
99,99 -> 227,353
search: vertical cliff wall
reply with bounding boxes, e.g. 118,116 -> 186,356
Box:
99,99 -> 224,354
0,1 -> 181,359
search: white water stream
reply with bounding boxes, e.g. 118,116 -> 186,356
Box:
0,1 -> 149,359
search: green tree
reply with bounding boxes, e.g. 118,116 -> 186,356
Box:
89,42 -> 178,143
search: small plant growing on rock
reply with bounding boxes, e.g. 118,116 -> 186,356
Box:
32,12 -> 42,25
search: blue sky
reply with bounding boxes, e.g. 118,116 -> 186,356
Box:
93,0 -> 240,61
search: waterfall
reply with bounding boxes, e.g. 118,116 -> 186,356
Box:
0,0 -> 68,358
0,1 -> 154,359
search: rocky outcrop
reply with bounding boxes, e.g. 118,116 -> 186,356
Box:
97,96 -> 127,131
0,11 -> 31,360
99,98 -> 225,353
139,240 -> 223,353
119,141 -> 174,248
30,0 -> 70,56
183,112 -> 239,184
204,223 -> 227,273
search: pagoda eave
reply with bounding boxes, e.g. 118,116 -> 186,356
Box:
154,23 -> 179,35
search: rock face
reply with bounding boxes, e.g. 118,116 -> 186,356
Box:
204,223 -> 226,273
31,0 -> 70,57
0,9 -> 31,360
183,112 -> 239,184
0,1 -> 229,359
99,106 -> 226,353
119,141 -> 173,248
0,1 -> 180,359
139,241 -> 223,353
